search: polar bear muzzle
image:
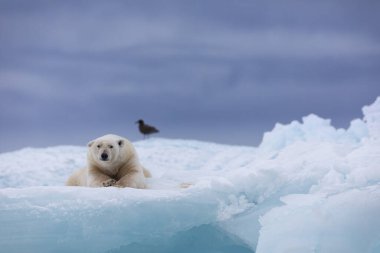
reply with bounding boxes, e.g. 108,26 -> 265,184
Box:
100,152 -> 109,161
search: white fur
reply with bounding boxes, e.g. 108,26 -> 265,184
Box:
66,134 -> 150,188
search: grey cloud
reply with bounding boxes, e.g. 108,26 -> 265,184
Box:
1,0 -> 380,153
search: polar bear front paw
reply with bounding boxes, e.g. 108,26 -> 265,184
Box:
102,179 -> 117,187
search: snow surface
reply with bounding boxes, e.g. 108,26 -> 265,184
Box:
1,97 -> 380,253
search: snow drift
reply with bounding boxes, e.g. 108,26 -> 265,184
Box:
0,97 -> 379,253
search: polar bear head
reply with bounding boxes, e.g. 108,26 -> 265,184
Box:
87,134 -> 133,174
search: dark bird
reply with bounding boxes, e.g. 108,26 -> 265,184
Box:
136,119 -> 159,138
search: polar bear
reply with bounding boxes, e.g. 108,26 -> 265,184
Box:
66,134 -> 151,188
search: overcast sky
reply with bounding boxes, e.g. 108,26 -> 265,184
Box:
1,0 -> 380,152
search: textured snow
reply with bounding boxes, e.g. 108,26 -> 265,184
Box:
0,97 -> 379,253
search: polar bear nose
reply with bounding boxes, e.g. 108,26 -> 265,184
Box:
101,153 -> 109,161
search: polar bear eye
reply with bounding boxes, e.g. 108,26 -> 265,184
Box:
109,145 -> 113,149
97,145 -> 101,148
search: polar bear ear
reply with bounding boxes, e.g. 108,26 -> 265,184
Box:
118,140 -> 124,147
87,141 -> 94,147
